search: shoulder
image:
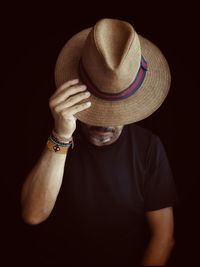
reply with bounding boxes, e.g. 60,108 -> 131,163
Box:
127,123 -> 158,145
125,123 -> 161,162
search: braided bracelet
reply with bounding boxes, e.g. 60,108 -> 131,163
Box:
51,131 -> 74,148
52,129 -> 72,143
49,134 -> 70,146
46,131 -> 74,154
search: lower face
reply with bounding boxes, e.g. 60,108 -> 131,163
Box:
80,122 -> 124,146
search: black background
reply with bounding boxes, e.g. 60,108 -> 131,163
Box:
1,1 -> 199,265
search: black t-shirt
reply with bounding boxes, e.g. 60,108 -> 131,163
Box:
32,122 -> 178,266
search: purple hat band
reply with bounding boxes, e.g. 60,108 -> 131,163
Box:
78,56 -> 148,101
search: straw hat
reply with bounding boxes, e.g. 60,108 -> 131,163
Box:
55,18 -> 171,127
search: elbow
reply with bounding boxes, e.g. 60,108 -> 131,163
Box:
21,208 -> 50,225
21,212 -> 43,225
22,215 -> 44,225
21,198 -> 52,225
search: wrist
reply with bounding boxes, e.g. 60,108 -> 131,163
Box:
46,130 -> 74,154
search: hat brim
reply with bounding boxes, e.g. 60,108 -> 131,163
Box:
55,27 -> 171,126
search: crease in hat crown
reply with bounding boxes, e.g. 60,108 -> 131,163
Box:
54,17 -> 171,126
81,18 -> 142,93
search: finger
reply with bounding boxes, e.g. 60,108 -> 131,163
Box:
54,91 -> 91,112
57,79 -> 79,93
51,79 -> 80,99
55,84 -> 87,102
50,84 -> 87,106
64,101 -> 91,115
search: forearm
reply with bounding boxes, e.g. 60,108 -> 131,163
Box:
21,146 -> 68,225
141,236 -> 174,266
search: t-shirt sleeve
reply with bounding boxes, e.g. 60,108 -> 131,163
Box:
144,135 -> 178,211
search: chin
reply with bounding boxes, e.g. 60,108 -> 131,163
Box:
89,135 -> 114,146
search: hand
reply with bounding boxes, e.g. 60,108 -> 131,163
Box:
49,79 -> 91,139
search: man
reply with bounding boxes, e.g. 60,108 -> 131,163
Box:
21,18 -> 177,266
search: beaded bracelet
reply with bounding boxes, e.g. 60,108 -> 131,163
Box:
49,134 -> 71,146
52,129 -> 72,143
46,131 -> 74,154
51,131 -> 74,148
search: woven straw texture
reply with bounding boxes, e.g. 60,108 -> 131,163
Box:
55,20 -> 171,127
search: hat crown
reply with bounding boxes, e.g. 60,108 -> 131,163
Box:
82,18 -> 141,93
95,19 -> 134,70
55,17 -> 171,126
